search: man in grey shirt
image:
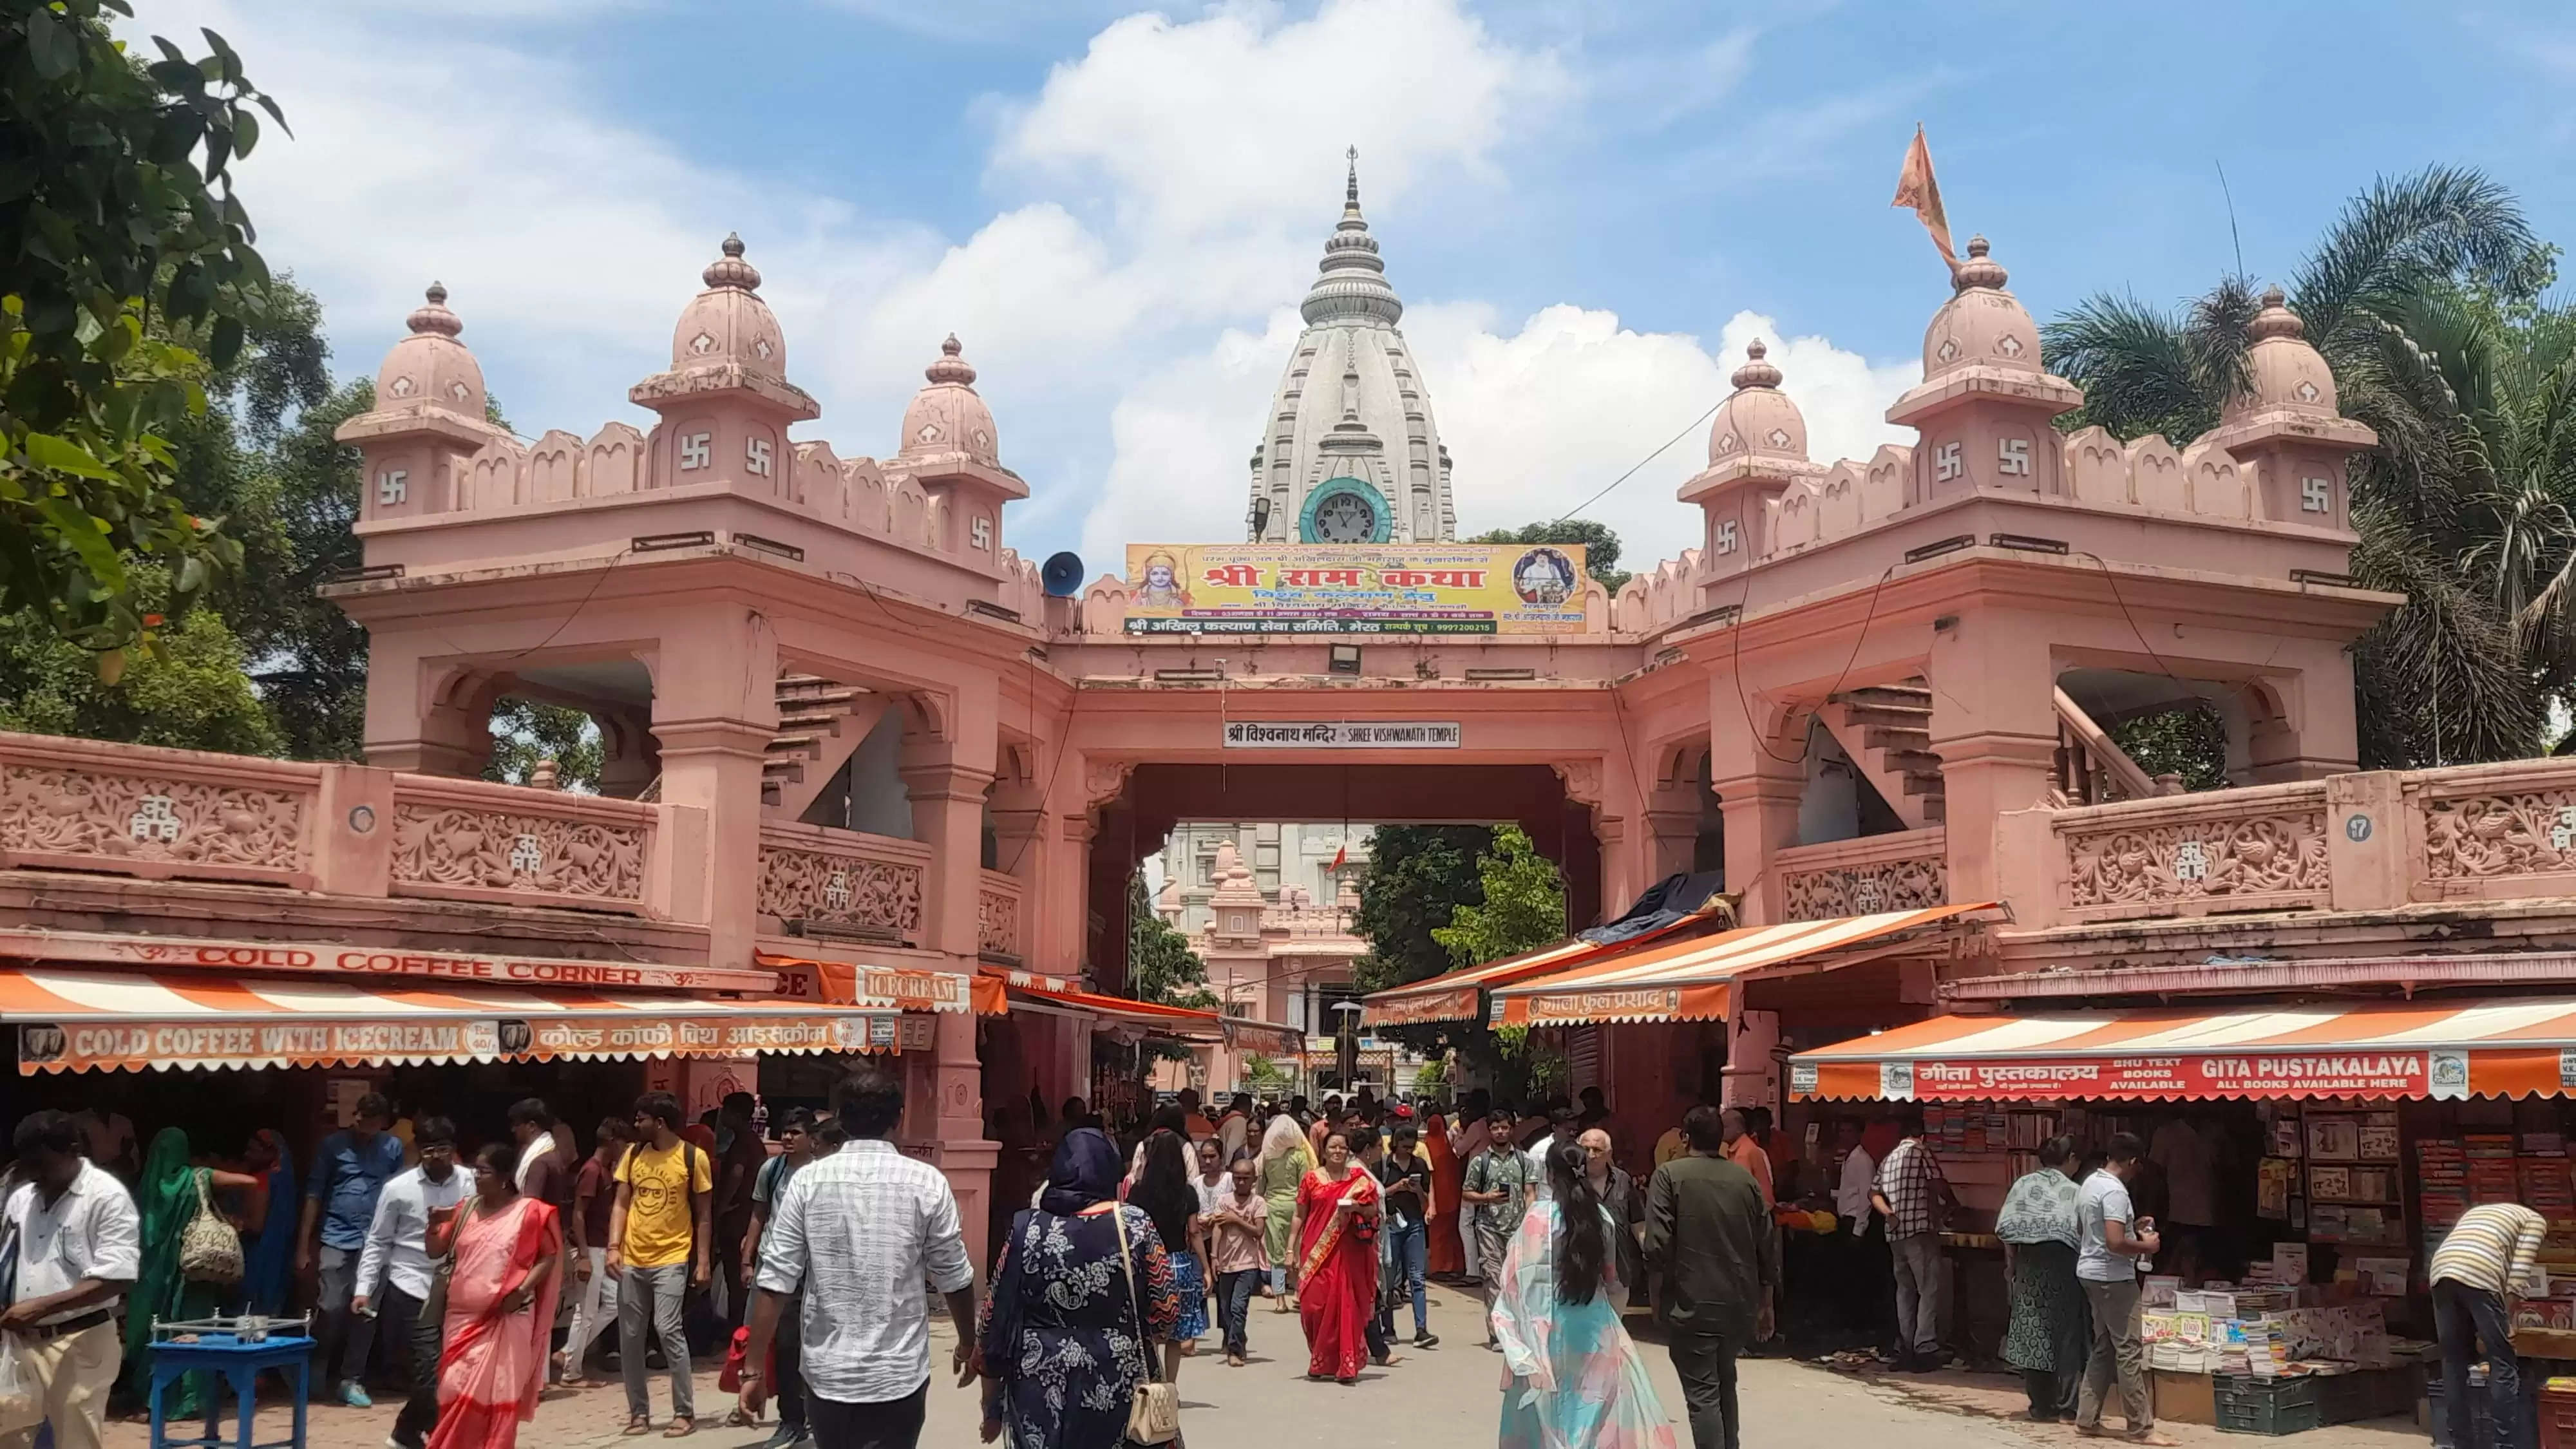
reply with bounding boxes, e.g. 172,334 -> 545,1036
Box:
738,1067 -> 976,1449
2074,1133 -> 2170,1446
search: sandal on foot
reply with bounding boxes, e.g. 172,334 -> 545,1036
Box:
663,1417 -> 696,1439
621,1417 -> 652,1437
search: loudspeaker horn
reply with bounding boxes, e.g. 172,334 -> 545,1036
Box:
1041,551 -> 1086,598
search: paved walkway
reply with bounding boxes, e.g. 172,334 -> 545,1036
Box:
104,1285 -> 2431,1448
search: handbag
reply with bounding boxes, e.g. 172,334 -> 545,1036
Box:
1112,1213 -> 1181,1446
178,1168 -> 244,1285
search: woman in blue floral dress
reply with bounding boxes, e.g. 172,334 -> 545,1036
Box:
1490,1141 -> 1677,1449
980,1128 -> 1180,1449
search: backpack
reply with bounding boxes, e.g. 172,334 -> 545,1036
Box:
178,1168 -> 244,1285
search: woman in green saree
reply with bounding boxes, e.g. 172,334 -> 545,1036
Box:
118,1129 -> 263,1414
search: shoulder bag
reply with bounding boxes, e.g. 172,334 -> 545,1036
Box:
178,1168 -> 245,1285
1112,1209 -> 1181,1446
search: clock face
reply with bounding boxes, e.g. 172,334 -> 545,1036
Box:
1314,492 -> 1378,542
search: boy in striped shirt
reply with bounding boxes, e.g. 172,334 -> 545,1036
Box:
2430,1202 -> 2548,1449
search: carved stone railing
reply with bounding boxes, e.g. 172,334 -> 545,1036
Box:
2409,759 -> 2576,902
978,870 -> 1022,958
0,732 -> 321,888
758,821 -> 927,942
2052,781 -> 2332,923
0,730 -> 701,922
388,775 -> 656,912
1776,828 -> 1948,921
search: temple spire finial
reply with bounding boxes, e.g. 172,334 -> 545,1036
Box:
1345,146 -> 1361,215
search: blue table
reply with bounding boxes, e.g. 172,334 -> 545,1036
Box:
146,1334 -> 310,1449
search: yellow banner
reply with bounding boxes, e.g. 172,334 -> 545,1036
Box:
1123,543 -> 1588,636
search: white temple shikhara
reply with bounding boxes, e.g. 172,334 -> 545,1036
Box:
1247,149 -> 1454,544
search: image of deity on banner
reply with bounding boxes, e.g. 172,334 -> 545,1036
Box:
1135,550 -> 1191,608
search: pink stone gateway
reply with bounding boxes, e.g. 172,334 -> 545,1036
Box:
9,169 -> 2576,1265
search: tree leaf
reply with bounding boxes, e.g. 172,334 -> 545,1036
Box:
26,8 -> 79,80
21,432 -> 118,480
230,107 -> 258,158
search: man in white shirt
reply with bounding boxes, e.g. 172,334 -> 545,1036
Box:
0,1110 -> 139,1449
739,1066 -> 976,1449
2075,1133 -> 2170,1445
352,1119 -> 466,1449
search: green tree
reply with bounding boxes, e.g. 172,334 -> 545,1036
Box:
1430,826 -> 1568,969
0,565 -> 278,754
1350,825 -> 1492,994
3,1 -> 289,654
1468,519 -> 1631,592
2042,166 -> 2561,768
1127,871 -> 1215,1009
484,698 -> 603,790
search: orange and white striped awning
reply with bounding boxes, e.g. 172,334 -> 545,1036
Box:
1358,905 -> 1743,1028
1486,904 -> 1989,1027
1789,997 -> 2576,1103
0,967 -> 903,1074
1358,938 -> 1601,1029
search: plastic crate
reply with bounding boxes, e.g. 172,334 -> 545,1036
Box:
2215,1376 -> 2325,1437
2539,1382 -> 2576,1449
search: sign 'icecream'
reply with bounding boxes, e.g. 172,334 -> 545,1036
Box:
1224,721 -> 1461,750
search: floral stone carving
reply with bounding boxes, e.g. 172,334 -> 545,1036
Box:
758,846 -> 923,936
978,886 -> 1020,955
2063,810 -> 2329,909
1781,854 -> 1946,921
390,802 -> 646,900
2423,788 -> 2576,880
0,764 -> 307,873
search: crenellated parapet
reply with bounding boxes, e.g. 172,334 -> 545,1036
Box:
1671,237 -> 2374,620
336,237 -> 1027,591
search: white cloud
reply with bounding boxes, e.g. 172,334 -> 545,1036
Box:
993,0 -> 1569,242
137,0 -> 1908,589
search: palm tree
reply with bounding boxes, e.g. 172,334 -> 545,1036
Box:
2043,167 -> 2559,768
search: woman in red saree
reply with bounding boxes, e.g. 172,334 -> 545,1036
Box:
431,1141 -> 565,1449
1291,1130 -> 1381,1384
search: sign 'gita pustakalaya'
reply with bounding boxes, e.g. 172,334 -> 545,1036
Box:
1122,543 -> 1589,636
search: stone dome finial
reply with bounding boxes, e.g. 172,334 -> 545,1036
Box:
1731,338 -> 1782,391
377,281 -> 484,416
1708,337 -> 1807,464
701,232 -> 762,291
1951,234 -> 2007,292
2249,285 -> 2305,343
2233,283 -> 2339,417
925,333 -> 977,387
1919,233 -> 2039,378
406,283 -> 462,337
899,333 -> 1000,466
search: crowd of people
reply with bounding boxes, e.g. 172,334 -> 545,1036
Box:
0,1076 -> 2297,1449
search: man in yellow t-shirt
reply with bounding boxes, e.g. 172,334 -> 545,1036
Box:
608,1092 -> 713,1433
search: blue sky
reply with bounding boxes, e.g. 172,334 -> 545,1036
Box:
150,0 -> 2576,578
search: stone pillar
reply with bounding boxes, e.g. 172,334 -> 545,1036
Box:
1927,609 -> 2058,907
648,606 -> 777,972
898,708 -> 1001,1269
1712,775 -> 1801,925
1722,1009 -> 1781,1109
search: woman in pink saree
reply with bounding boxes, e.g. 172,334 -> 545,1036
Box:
431,1140 -> 566,1449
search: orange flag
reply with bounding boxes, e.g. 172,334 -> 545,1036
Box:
1891,122 -> 1956,269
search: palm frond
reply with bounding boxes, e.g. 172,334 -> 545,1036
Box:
2041,292 -> 2209,440
2293,166 -> 2548,345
